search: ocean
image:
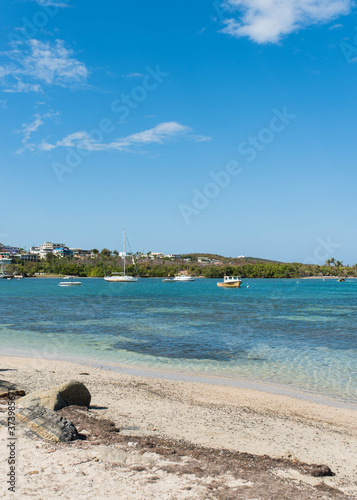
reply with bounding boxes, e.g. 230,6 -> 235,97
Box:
1,277 -> 356,407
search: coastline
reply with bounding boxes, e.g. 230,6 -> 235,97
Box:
2,348 -> 356,411
1,355 -> 356,497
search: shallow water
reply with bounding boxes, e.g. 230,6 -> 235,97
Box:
0,277 -> 356,405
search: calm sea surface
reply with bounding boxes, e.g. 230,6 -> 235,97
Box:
1,278 -> 356,406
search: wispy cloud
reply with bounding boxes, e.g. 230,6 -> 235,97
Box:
122,72 -> 145,79
0,100 -> 7,108
2,79 -> 41,94
197,27 -> 207,35
15,111 -> 59,153
39,122 -> 211,152
329,23 -> 343,29
219,0 -> 351,43
0,39 -> 88,93
32,0 -> 69,7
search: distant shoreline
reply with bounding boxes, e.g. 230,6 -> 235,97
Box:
301,276 -> 357,280
5,254 -> 355,280
9,274 -> 357,280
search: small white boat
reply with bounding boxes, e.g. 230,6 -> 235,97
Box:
59,277 -> 82,287
104,228 -> 138,283
162,277 -> 176,282
217,276 -> 242,288
14,275 -> 24,279
174,274 -> 195,282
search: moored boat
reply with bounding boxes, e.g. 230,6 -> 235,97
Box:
59,276 -> 82,287
104,228 -> 138,283
217,276 -> 242,288
174,274 -> 195,282
105,274 -> 138,282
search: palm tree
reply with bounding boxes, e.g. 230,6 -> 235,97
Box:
330,257 -> 336,266
325,259 -> 331,267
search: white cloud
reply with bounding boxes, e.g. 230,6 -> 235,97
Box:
39,122 -> 211,152
220,0 -> 351,43
15,111 -> 59,153
17,114 -> 44,142
0,39 -> 88,93
3,78 -> 41,94
0,100 -> 7,108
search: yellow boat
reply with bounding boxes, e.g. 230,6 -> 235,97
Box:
337,278 -> 345,282
217,276 -> 242,288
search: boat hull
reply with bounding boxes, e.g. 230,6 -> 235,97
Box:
59,282 -> 82,286
217,281 -> 242,288
104,276 -> 138,282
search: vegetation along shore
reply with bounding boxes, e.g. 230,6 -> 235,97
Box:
6,252 -> 356,279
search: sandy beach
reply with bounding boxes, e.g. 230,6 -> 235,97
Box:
1,355 -> 356,499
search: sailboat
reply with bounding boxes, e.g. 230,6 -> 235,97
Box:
104,229 -> 138,282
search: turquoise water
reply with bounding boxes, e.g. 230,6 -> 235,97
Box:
0,278 -> 356,406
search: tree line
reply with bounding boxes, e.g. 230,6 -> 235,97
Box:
7,255 -> 357,279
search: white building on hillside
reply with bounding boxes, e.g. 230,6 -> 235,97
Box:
30,242 -> 66,259
164,254 -> 181,259
150,253 -> 164,259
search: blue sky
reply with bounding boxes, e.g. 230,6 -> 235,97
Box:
1,0 -> 357,263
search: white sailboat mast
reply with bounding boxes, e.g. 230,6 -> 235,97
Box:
123,228 -> 126,275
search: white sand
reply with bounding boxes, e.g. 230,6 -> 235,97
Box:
1,356 -> 356,498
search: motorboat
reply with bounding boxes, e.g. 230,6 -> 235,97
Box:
217,276 -> 242,288
59,277 -> 82,287
162,277 -> 176,282
104,228 -> 138,283
174,274 -> 195,282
